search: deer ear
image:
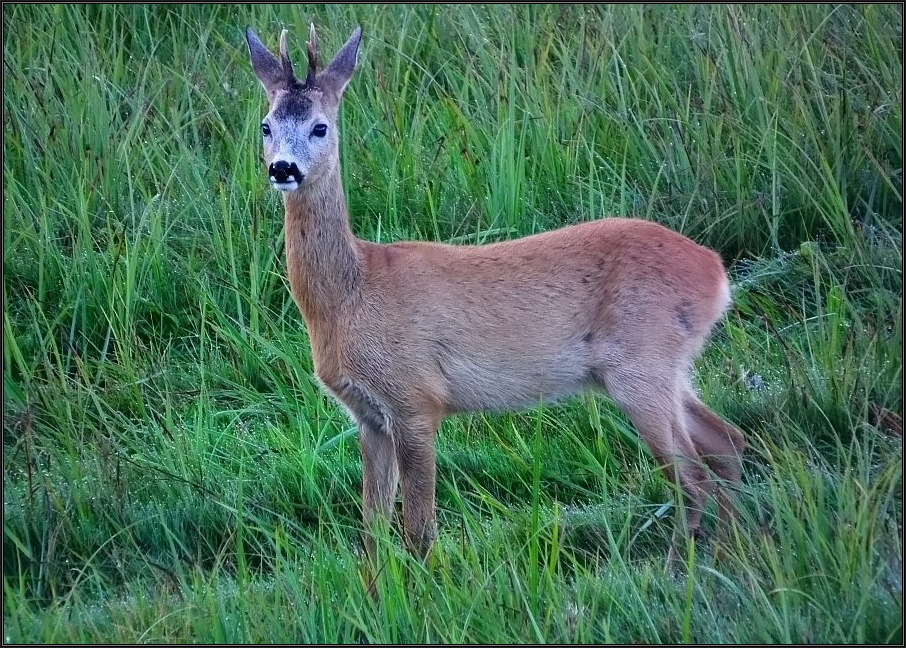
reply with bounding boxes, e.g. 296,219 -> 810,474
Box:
246,27 -> 287,100
316,26 -> 362,100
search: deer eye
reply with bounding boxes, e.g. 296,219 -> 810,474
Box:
261,123 -> 271,136
311,124 -> 328,138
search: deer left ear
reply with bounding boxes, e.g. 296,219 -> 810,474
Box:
316,26 -> 362,100
246,27 -> 287,101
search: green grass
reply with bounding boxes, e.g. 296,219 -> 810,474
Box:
3,3 -> 902,643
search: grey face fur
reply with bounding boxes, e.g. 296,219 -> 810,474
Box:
246,24 -> 362,192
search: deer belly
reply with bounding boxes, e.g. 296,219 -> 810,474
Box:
438,350 -> 588,413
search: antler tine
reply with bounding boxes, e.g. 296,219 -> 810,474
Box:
278,29 -> 295,83
306,22 -> 318,87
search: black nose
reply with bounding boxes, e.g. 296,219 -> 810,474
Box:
268,160 -> 304,184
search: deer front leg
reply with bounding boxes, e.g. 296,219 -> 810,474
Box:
396,417 -> 440,559
359,424 -> 400,563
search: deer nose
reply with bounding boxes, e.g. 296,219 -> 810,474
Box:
268,160 -> 304,184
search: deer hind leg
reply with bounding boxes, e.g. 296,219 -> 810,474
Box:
395,415 -> 440,559
593,368 -> 710,565
682,390 -> 745,535
359,424 -> 400,563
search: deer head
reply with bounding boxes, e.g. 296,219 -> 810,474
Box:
245,24 -> 362,191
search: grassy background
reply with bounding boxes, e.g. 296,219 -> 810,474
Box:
3,3 -> 902,643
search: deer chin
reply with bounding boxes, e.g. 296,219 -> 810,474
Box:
271,179 -> 300,192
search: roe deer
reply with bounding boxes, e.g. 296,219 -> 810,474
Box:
245,23 -> 745,566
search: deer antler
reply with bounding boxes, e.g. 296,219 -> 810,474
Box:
278,29 -> 295,84
306,22 -> 319,87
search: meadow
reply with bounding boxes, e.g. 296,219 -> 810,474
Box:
3,3 -> 902,643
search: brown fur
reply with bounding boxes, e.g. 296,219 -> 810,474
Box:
246,24 -> 746,565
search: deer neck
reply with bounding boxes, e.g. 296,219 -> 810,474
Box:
282,172 -> 362,326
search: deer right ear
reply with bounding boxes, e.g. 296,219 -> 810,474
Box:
316,26 -> 362,100
246,27 -> 286,100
